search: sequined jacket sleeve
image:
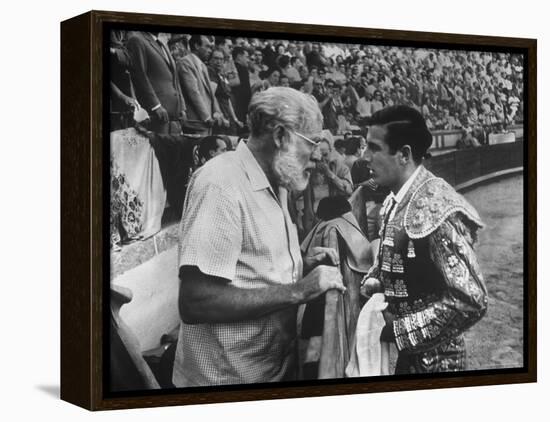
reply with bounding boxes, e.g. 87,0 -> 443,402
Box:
392,214 -> 488,353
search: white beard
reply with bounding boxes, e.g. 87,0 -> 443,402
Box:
272,146 -> 309,193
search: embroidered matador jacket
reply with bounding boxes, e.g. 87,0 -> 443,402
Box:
366,166 -> 488,373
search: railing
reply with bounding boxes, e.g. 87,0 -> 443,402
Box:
431,124 -> 524,149
425,141 -> 524,187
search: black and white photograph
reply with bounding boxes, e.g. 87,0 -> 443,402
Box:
4,0 -> 549,418
107,25 -> 527,393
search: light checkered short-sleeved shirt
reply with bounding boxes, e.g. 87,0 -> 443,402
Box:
172,141 -> 303,387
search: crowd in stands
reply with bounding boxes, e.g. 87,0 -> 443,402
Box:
111,30 -> 524,140
109,29 -> 524,246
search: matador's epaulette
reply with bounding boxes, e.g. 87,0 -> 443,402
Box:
404,177 -> 484,239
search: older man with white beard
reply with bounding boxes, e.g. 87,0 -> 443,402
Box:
172,87 -> 345,387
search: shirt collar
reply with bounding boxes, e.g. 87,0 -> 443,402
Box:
389,164 -> 424,205
235,141 -> 272,192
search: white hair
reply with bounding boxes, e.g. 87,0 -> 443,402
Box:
247,87 -> 323,139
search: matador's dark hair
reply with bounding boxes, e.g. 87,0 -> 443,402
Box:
368,105 -> 432,163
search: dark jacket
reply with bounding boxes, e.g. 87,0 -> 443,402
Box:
126,32 -> 185,120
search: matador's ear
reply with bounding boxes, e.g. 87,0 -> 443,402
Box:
400,145 -> 412,163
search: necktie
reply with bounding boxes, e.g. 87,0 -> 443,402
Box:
156,40 -> 170,65
383,196 -> 397,228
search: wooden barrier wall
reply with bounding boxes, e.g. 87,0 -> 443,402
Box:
425,141 -> 524,187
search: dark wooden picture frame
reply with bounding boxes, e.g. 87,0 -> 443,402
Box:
61,10 -> 537,411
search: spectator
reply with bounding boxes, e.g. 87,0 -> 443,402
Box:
508,89 -> 521,122
285,56 -> 302,83
126,31 -> 186,134
330,63 -> 348,85
306,43 -> 327,69
311,78 -> 327,103
280,75 -> 291,88
333,138 -> 347,157
231,46 -> 252,129
252,67 -> 281,94
286,42 -> 298,58
315,138 -> 354,198
456,128 -> 481,149
196,135 -> 228,166
343,136 -> 366,171
447,111 -> 463,130
249,48 -> 267,86
261,41 -> 278,69
321,80 -> 345,135
371,90 -> 385,114
208,49 -> 244,135
177,35 -> 223,136
109,30 -> 138,131
265,67 -> 281,87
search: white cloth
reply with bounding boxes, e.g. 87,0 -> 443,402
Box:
345,293 -> 390,377
111,128 -> 166,240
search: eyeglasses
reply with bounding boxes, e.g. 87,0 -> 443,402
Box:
293,131 -> 320,146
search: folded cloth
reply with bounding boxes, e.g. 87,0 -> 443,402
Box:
345,293 -> 390,377
301,211 -> 372,273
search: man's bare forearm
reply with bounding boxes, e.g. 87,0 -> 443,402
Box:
179,268 -> 300,324
178,265 -> 343,325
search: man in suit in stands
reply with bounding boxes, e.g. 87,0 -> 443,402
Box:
208,49 -> 245,135
126,32 -> 186,134
231,46 -> 252,130
177,35 -> 224,136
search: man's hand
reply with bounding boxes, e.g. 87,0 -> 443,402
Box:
293,265 -> 345,304
213,112 -> 225,126
360,276 -> 383,299
316,160 -> 331,176
152,106 -> 169,123
122,95 -> 139,110
303,246 -> 339,273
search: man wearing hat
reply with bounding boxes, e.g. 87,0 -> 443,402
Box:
361,105 -> 488,374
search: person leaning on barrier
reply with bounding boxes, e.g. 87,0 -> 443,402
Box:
126,32 -> 186,134
361,105 -> 488,374
177,35 -> 224,136
172,87 -> 345,387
